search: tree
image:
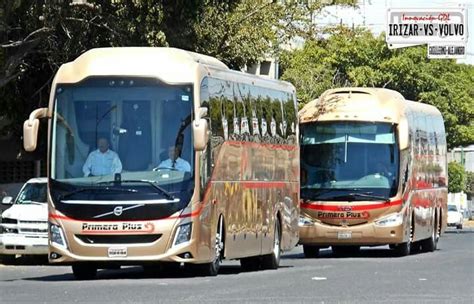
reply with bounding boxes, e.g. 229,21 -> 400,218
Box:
465,171 -> 474,199
280,26 -> 474,148
448,162 -> 466,193
1,0 -> 357,142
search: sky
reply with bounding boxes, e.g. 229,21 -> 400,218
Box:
314,0 -> 473,65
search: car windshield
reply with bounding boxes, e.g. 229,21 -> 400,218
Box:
15,183 -> 47,204
50,77 -> 194,199
448,205 -> 458,211
300,121 -> 399,201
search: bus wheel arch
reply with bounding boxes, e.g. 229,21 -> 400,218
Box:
191,214 -> 224,276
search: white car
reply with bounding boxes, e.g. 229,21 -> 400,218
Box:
447,204 -> 463,230
0,178 -> 48,263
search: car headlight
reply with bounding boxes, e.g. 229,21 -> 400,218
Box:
299,215 -> 315,227
50,223 -> 67,248
174,222 -> 192,246
1,217 -> 19,233
375,213 -> 403,227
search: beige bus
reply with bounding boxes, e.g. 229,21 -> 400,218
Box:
298,88 -> 447,257
23,47 -> 300,279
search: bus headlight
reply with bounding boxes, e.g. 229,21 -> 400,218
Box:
375,213 -> 403,227
299,216 -> 315,227
174,222 -> 192,246
50,224 -> 67,248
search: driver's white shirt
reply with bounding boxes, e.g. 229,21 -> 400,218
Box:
158,157 -> 191,172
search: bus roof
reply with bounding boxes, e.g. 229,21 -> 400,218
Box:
299,87 -> 441,124
54,47 -> 229,84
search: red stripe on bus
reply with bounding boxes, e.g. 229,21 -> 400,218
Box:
300,199 -> 403,211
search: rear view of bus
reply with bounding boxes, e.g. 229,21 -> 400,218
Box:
22,47 -> 299,279
299,88 -> 447,257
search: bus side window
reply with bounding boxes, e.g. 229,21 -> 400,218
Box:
199,78 -> 212,190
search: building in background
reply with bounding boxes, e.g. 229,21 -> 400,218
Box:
448,145 -> 474,173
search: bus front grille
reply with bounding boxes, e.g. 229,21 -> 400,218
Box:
75,234 -> 162,244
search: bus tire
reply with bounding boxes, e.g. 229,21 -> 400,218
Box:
303,245 -> 320,258
261,219 -> 281,270
394,242 -> 410,256
195,216 -> 224,276
0,255 -> 16,265
72,263 -> 97,280
421,216 -> 438,252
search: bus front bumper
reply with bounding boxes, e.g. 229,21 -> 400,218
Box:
298,221 -> 406,246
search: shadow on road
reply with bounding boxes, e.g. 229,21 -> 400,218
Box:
444,229 -> 474,234
19,264 -> 292,282
282,246 -> 441,260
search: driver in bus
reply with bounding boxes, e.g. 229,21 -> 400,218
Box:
155,146 -> 191,172
82,137 -> 123,177
373,161 -> 393,178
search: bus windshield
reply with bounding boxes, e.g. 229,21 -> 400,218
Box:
50,77 -> 194,200
300,121 -> 399,201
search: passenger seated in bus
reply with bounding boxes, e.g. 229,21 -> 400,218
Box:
82,137 -> 123,177
155,146 -> 191,172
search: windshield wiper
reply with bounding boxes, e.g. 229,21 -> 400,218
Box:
60,187 -> 138,200
98,180 -> 175,201
19,200 -> 45,205
346,192 -> 390,202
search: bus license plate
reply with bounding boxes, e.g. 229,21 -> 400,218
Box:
108,247 -> 127,258
337,231 -> 352,239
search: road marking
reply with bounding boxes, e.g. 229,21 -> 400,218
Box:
419,278 -> 427,281
312,276 -> 327,281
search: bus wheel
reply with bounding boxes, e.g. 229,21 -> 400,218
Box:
303,245 -> 320,258
0,255 -> 16,265
421,217 -> 438,252
72,263 -> 97,280
261,219 -> 281,270
394,219 -> 414,257
195,216 -> 224,276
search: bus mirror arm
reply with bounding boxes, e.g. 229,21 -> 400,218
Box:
23,108 -> 49,152
397,117 -> 409,150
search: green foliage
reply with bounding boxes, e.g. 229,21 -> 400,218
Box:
281,26 -> 474,148
1,0 -> 357,142
448,161 -> 466,193
466,171 -> 474,198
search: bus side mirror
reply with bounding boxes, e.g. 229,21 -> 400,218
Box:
193,118 -> 209,151
23,108 -> 48,152
398,117 -> 409,150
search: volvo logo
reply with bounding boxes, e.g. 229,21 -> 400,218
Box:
113,206 -> 123,216
93,204 -> 144,219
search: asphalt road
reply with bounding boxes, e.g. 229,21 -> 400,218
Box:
1,228 -> 473,304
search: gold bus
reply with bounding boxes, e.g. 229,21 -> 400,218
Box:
298,88 -> 447,257
23,47 -> 299,279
